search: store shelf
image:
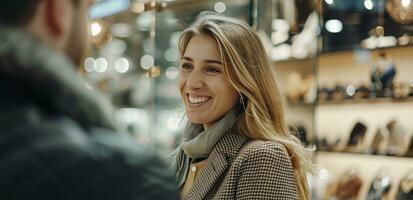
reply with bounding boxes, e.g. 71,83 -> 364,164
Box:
288,102 -> 314,107
320,45 -> 413,57
315,151 -> 413,200
317,96 -> 413,105
316,150 -> 413,160
273,57 -> 315,65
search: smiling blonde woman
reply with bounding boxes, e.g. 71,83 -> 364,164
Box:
168,12 -> 313,200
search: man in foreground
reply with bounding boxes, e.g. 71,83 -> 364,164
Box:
0,0 -> 179,199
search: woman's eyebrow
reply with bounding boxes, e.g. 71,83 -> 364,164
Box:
204,59 -> 222,65
182,56 -> 193,61
182,57 -> 222,65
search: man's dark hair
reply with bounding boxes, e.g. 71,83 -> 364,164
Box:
0,0 -> 80,26
0,0 -> 41,25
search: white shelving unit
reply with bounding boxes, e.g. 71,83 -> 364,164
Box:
274,46 -> 413,200
313,46 -> 413,200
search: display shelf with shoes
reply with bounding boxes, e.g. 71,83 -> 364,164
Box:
313,151 -> 413,200
257,1 -> 413,198
315,46 -> 413,156
295,0 -> 413,199
317,47 -> 413,105
316,102 -> 413,156
273,55 -> 317,147
269,21 -> 413,200
314,46 -> 413,199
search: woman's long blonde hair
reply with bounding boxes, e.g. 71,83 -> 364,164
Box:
178,13 -> 313,200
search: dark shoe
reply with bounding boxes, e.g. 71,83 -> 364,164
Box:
366,170 -> 393,200
318,87 -> 334,102
317,137 -> 340,151
347,122 -> 367,153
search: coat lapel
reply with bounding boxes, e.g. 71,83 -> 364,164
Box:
184,130 -> 249,200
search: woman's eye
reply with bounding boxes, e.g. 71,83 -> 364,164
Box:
181,63 -> 192,71
206,67 -> 221,73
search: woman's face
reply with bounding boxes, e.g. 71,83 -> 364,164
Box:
178,34 -> 240,129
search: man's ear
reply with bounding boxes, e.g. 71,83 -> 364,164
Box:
43,0 -> 68,39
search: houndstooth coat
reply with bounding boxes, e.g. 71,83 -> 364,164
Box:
168,129 -> 300,200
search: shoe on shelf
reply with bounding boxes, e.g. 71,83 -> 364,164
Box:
386,120 -> 409,156
396,170 -> 413,200
335,169 -> 363,200
346,122 -> 367,153
370,127 -> 388,155
366,169 -> 393,200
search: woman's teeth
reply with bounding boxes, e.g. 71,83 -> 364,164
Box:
188,95 -> 211,104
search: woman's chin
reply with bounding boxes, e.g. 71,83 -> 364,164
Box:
187,117 -> 204,125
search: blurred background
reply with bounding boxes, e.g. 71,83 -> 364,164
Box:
84,0 -> 413,199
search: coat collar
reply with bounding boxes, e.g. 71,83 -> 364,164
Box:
184,129 -> 249,200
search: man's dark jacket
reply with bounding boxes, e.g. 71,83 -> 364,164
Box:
0,27 -> 179,200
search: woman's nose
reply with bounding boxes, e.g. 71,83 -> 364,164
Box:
186,71 -> 204,90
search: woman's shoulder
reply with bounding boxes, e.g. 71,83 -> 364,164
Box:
230,141 -> 299,199
236,140 -> 292,166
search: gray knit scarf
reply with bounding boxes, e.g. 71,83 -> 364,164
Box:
173,105 -> 243,186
